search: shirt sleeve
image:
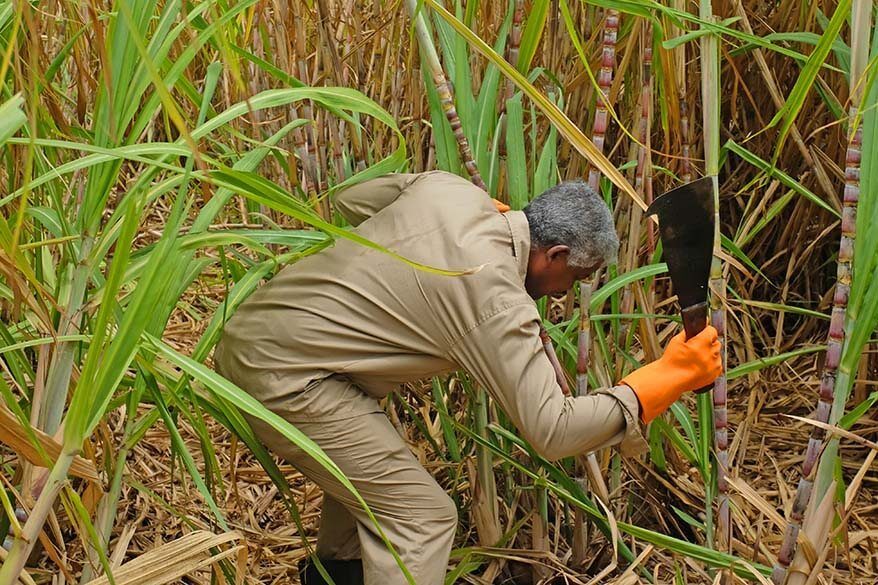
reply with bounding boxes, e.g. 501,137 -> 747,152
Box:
448,302 -> 648,460
333,174 -> 420,227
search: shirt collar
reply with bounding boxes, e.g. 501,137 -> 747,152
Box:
503,210 -> 531,283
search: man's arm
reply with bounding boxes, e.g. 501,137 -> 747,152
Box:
448,302 -> 647,460
334,174 -> 421,227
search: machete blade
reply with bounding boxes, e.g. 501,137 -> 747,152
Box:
646,177 -> 715,310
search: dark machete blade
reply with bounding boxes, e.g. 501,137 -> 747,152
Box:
646,177 -> 714,309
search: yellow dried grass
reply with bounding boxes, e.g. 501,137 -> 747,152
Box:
84,530 -> 243,585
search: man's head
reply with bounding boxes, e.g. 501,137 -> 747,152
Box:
523,181 -> 619,299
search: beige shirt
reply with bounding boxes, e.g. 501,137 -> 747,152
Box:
215,171 -> 647,459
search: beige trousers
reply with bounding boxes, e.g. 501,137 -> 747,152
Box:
243,375 -> 457,585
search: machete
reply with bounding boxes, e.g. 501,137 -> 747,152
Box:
646,176 -> 715,391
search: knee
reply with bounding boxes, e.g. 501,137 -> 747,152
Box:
424,492 -> 458,535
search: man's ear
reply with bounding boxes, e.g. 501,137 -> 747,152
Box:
546,245 -> 571,263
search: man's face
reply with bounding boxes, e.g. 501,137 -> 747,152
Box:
525,245 -> 600,299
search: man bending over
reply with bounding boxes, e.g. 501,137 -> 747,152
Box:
213,171 -> 721,585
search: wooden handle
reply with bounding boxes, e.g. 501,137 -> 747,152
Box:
681,302 -> 712,395
681,301 -> 708,340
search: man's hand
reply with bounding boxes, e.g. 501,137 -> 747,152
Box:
620,326 -> 722,423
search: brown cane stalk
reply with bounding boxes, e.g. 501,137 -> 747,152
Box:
671,0 -> 692,184
505,0 -> 524,105
572,7 -> 620,567
586,10 -> 619,191
696,3 -> 733,556
699,0 -> 729,555
770,27 -> 867,585
712,270 -> 731,551
635,21 -> 654,252
571,280 -> 594,567
404,0 -> 486,192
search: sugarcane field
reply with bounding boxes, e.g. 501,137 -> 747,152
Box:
1,0 -> 878,583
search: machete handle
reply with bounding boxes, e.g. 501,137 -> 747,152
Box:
681,302 -> 712,395
681,301 -> 708,340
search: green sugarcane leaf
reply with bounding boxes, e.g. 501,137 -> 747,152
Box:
738,300 -> 829,320
517,0 -> 550,74
673,506 -> 706,531
139,365 -> 229,530
721,234 -> 768,281
670,402 -> 700,461
424,66 -> 463,174
210,169 -> 478,277
472,8 -> 510,186
468,423 -> 769,578
736,190 -> 795,247
0,95 -> 26,145
653,417 -> 698,466
431,377 -> 462,462
730,31 -> 850,64
587,0 -> 835,71
662,16 -> 741,49
591,263 -> 668,309
767,0 -> 851,160
725,139 -> 839,217
504,94 -> 529,209
648,422 -> 667,472
726,346 -> 826,380
839,392 -> 878,430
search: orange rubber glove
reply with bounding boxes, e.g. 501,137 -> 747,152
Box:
621,326 -> 722,423
492,198 -> 511,213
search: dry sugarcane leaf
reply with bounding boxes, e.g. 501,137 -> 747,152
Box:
109,524 -> 138,569
0,403 -> 99,482
725,476 -> 786,529
786,481 -> 836,585
594,490 -> 621,564
798,451 -> 878,585
615,544 -> 654,583
85,531 -> 242,585
782,414 -> 878,450
845,450 -> 877,508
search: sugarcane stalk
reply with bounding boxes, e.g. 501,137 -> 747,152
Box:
577,284 -> 594,396
571,280 -> 593,566
671,0 -> 692,184
700,0 -> 726,554
471,381 -> 502,546
505,0 -> 524,104
531,20 -> 562,566
0,450 -> 76,585
38,236 -> 94,436
572,9 -> 621,565
634,18 -> 664,368
771,6 -> 868,581
636,20 -> 654,252
404,0 -> 486,191
586,9 -> 619,191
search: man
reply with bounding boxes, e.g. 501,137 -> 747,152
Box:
213,171 -> 721,585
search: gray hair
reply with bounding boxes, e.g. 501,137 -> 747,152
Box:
523,181 -> 619,268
